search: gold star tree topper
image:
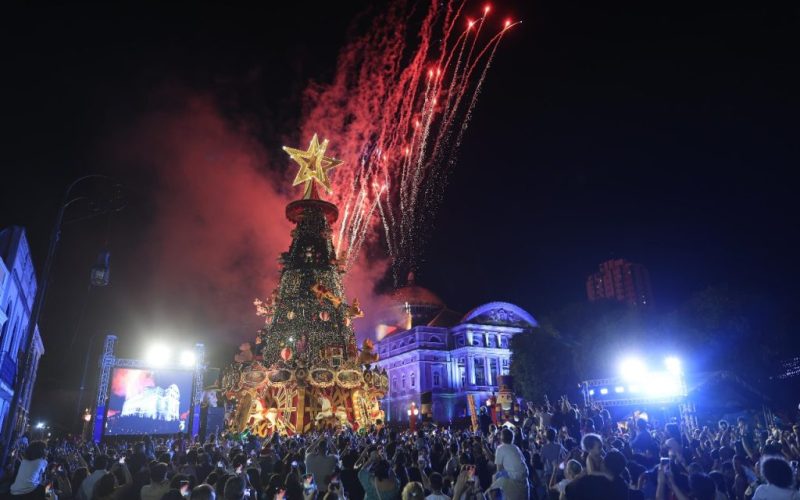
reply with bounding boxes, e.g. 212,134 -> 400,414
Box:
282,134 -> 343,199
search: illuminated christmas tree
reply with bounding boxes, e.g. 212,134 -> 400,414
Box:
256,134 -> 361,367
222,134 -> 384,436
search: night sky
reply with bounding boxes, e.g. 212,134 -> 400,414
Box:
2,1 -> 798,429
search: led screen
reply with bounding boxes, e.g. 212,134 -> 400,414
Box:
105,368 -> 193,435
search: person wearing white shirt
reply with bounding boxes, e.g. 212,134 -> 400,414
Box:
77,454 -> 111,500
425,472 -> 450,500
10,441 -> 48,497
752,458 -> 800,500
491,428 -> 529,500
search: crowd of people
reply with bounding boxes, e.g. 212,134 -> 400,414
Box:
3,396 -> 800,500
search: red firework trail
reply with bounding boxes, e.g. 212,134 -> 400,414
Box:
300,0 -> 518,285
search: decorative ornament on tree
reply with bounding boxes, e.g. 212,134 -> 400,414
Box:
358,339 -> 380,365
286,310 -> 296,320
280,347 -> 293,362
347,298 -> 365,318
319,311 -> 331,321
282,133 -> 343,199
310,282 -> 343,308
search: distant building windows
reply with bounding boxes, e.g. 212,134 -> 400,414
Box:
457,336 -> 465,346
433,372 -> 441,386
402,374 -> 407,388
490,359 -> 498,385
411,372 -> 416,387
392,377 -> 397,391
474,358 -> 485,385
487,335 -> 497,348
500,337 -> 509,349
429,336 -> 440,343
472,338 -> 481,347
502,359 -> 510,375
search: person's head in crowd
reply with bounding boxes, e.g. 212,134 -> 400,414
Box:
134,442 -> 146,455
72,467 -> 90,492
93,454 -> 110,473
204,471 -> 219,487
401,481 -> 425,500
169,474 -> 191,492
603,450 -> 626,479
223,476 -> 245,500
564,460 -> 582,480
372,459 -> 392,481
671,473 -> 691,498
429,472 -> 445,493
341,451 -> 357,470
736,417 -> 748,431
92,473 -> 118,500
718,420 -> 729,432
150,462 -> 168,483
231,455 -> 247,473
564,474 -> 614,500
545,427 -> 557,443
582,419 -> 595,433
760,457 -> 793,489
689,473 -> 716,500
25,441 -> 47,461
665,423 -> 681,442
191,484 -> 216,500
581,433 -> 602,457
501,428 -> 514,445
111,463 -> 127,486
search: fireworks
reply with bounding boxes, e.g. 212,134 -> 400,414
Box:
299,0 -> 518,284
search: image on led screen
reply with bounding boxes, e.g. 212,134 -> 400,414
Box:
105,368 -> 193,435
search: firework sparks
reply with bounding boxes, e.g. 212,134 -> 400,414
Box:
299,0 -> 517,284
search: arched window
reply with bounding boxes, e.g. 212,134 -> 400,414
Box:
402,374 -> 406,388
500,337 -> 509,349
433,372 -> 441,386
411,372 -> 416,387
429,336 -> 440,343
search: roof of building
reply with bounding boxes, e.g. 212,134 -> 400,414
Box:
461,301 -> 538,328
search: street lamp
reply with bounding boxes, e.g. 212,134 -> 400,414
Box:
407,402 -> 419,432
82,408 -> 92,442
1,175 -> 123,468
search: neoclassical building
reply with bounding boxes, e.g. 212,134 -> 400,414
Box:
0,227 -> 45,440
374,279 -> 537,423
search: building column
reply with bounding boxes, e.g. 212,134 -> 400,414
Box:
484,357 -> 491,386
466,356 -> 474,385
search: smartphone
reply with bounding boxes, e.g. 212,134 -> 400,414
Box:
119,457 -> 125,464
467,465 -> 476,482
660,457 -> 670,467
302,474 -> 316,491
246,458 -> 252,466
217,461 -> 225,468
291,460 -> 299,468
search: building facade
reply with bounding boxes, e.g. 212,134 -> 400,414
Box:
374,282 -> 536,423
586,258 -> 653,307
0,227 -> 45,441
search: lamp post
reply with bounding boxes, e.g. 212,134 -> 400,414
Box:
81,408 -> 92,442
0,175 -> 122,467
407,402 -> 419,432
